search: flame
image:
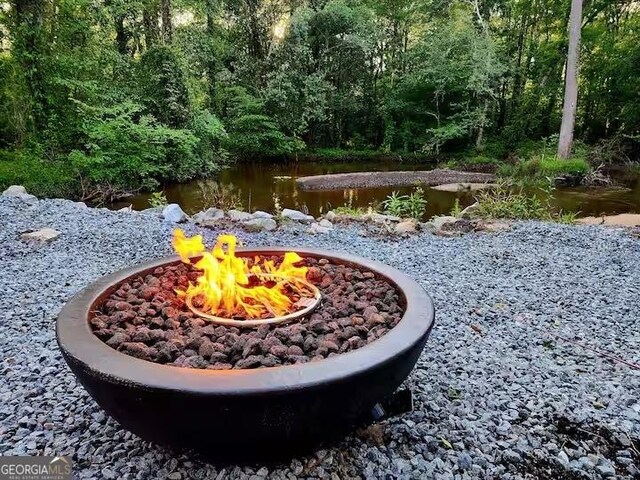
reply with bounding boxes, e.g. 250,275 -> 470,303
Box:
171,229 -> 309,319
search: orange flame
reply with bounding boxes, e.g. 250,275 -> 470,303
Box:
171,229 -> 309,319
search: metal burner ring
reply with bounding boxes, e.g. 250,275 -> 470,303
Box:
184,274 -> 322,327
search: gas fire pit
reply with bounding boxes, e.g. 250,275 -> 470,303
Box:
56,232 -> 434,461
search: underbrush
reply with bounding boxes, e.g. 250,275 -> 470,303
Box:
473,183 -> 577,223
382,187 -> 428,219
0,151 -> 79,198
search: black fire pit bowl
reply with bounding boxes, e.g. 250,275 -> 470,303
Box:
56,248 -> 435,463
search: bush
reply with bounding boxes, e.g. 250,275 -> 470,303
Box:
473,183 -> 576,223
69,102 -> 211,192
0,150 -> 78,198
382,187 -> 428,219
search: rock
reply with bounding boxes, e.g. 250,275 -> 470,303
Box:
20,228 -> 61,244
431,216 -> 458,230
318,219 -> 333,229
192,208 -> 224,226
227,209 -> 253,222
325,211 -> 338,222
577,213 -> 640,227
457,452 -> 472,470
479,220 -> 512,233
395,220 -> 417,234
431,183 -> 496,192
242,218 -> 277,232
367,212 -> 401,223
118,206 -> 132,212
139,206 -> 164,217
596,464 -> 615,477
281,208 -> 314,223
309,222 -> 332,234
251,210 -> 274,219
459,202 -> 479,219
2,185 -> 37,204
162,204 -> 189,223
3,185 -> 28,196
557,451 -> 570,466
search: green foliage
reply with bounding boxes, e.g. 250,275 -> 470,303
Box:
148,191 -> 168,208
450,198 -> 462,217
68,102 -> 204,190
473,183 -> 576,222
382,187 -> 428,219
138,46 -> 191,128
222,87 -> 304,157
0,0 -> 639,201
0,151 -> 78,198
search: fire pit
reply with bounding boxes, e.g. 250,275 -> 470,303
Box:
56,231 -> 434,461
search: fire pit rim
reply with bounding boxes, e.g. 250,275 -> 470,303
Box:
57,247 -> 434,395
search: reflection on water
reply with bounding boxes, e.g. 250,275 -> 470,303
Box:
113,160 -> 640,219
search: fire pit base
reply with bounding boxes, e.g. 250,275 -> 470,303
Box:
57,248 -> 434,462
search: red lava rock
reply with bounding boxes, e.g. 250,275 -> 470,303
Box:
287,345 -> 304,356
93,256 -> 403,370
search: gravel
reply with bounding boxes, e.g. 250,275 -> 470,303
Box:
0,196 -> 639,479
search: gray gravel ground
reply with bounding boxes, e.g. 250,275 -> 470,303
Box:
0,196 -> 639,480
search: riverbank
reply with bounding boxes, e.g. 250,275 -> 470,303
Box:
1,194 -> 638,479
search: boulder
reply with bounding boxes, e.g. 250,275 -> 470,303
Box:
324,211 -> 337,221
139,206 -> 164,217
577,213 -> 640,227
192,208 -> 224,226
20,228 -> 60,244
318,219 -> 333,229
281,208 -> 314,223
309,222 -> 331,234
395,220 -> 417,234
162,204 -> 189,223
366,212 -> 401,223
459,202 -> 479,219
431,215 -> 458,230
227,209 -> 253,222
2,185 -> 37,204
478,220 -> 512,233
242,218 -> 277,232
251,210 -> 274,219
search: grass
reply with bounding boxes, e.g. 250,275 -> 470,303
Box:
472,182 -> 577,223
0,150 -> 79,198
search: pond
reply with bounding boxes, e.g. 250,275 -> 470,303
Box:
113,161 -> 640,219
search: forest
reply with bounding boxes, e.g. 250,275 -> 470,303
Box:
0,0 -> 639,201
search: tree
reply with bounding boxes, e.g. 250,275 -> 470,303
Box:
557,0 -> 583,159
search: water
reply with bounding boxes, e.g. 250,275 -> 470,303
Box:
113,160 -> 640,219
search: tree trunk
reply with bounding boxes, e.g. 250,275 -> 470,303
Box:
206,0 -> 216,107
143,7 -> 159,49
161,0 -> 172,43
12,0 -> 48,130
557,0 -> 583,159
115,15 -> 128,54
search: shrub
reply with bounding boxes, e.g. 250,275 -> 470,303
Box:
382,187 -> 428,219
473,182 -> 576,222
148,191 -> 168,208
69,102 -> 205,192
0,150 -> 78,198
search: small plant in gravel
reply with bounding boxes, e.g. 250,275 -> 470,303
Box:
382,187 -> 427,219
449,198 -> 462,217
148,191 -> 168,208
